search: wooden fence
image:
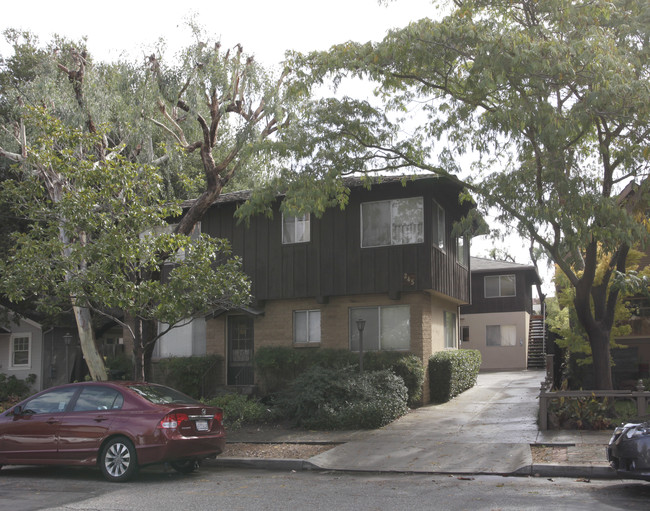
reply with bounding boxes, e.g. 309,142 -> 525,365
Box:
539,355 -> 650,430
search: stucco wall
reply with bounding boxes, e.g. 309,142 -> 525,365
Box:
459,311 -> 530,370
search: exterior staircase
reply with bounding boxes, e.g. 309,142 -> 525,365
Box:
527,314 -> 546,369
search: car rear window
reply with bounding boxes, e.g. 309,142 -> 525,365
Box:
126,384 -> 200,405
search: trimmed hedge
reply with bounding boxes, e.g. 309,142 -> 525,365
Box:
274,365 -> 409,430
429,349 -> 481,403
255,347 -> 425,405
152,355 -> 223,399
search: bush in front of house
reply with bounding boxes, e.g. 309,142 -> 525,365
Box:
274,365 -> 409,430
0,373 -> 37,411
364,351 -> 426,407
255,346 -> 424,405
153,354 -> 223,399
428,349 -> 481,403
204,393 -> 270,430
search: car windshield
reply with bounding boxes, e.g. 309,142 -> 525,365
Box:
127,384 -> 200,405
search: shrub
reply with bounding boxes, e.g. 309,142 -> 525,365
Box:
275,365 -> 409,430
154,355 -> 223,399
0,373 -> 37,411
255,347 -> 357,394
255,347 -> 424,405
428,349 -> 481,403
547,395 -> 612,430
364,352 -> 425,406
105,353 -> 133,380
204,394 -> 270,430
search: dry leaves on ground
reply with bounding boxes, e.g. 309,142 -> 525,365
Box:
222,442 -> 335,459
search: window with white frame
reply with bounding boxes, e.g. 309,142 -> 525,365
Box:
432,200 -> 445,251
293,310 -> 321,344
486,325 -> 517,346
282,214 -> 310,244
484,274 -> 516,298
10,333 -> 31,368
444,311 -> 457,348
349,305 -> 410,351
361,197 -> 424,248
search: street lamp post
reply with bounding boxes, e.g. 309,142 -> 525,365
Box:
356,318 -> 366,374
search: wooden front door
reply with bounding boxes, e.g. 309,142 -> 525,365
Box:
227,315 -> 254,386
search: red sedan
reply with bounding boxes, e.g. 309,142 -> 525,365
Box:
0,381 -> 226,482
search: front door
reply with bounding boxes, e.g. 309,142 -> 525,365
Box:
227,315 -> 254,386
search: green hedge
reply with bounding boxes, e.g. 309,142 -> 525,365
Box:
274,365 -> 409,430
153,355 -> 223,399
428,349 -> 481,403
255,347 -> 425,405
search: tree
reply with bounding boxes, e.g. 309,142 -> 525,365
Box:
0,26 -> 298,379
285,0 -> 650,389
0,109 -> 250,380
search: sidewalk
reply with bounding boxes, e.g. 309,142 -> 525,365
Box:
213,370 -> 616,479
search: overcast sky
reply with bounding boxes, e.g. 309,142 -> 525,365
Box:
1,0 -> 439,66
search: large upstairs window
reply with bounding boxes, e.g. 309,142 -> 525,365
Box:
484,275 -> 516,298
361,197 -> 424,248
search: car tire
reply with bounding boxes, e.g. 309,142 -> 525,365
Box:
100,436 -> 138,482
170,459 -> 198,474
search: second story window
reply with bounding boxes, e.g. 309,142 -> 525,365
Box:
485,274 -> 516,298
282,214 -> 310,244
361,197 -> 424,248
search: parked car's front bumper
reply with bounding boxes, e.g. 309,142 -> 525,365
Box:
607,422 -> 650,481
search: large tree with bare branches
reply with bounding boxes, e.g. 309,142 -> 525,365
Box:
0,26 -> 296,380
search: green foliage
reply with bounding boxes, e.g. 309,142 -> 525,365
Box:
254,347 -> 357,394
547,395 -> 613,430
153,355 -> 223,399
0,373 -> 37,406
429,350 -> 481,403
0,109 -> 251,354
363,351 -> 426,407
105,354 -> 134,380
254,347 -> 425,405
204,393 -> 270,430
274,365 -> 408,430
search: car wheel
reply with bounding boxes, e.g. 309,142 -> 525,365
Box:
170,459 -> 198,474
100,436 -> 138,482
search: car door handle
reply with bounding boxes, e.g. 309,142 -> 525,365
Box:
46,418 -> 60,425
94,416 -> 108,422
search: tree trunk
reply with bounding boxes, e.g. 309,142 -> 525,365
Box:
590,328 -> 614,390
72,303 -> 108,381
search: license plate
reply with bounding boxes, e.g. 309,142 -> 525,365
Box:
195,420 -> 209,432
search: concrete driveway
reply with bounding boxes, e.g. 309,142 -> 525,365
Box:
309,370 -> 545,474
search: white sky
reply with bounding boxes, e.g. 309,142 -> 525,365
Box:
0,0 -> 551,292
1,0 -> 440,66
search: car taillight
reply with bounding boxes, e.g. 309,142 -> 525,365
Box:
214,410 -> 223,424
159,412 -> 189,429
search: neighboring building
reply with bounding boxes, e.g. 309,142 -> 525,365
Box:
154,176 -> 476,403
0,308 -> 124,392
459,257 -> 542,371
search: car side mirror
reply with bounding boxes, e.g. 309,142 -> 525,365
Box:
11,405 -> 23,417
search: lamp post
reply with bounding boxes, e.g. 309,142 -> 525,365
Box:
356,318 -> 366,374
63,332 -> 72,383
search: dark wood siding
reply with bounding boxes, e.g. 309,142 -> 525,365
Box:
201,178 -> 471,303
461,269 -> 535,315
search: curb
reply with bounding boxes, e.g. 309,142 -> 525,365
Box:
211,457 -> 619,480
